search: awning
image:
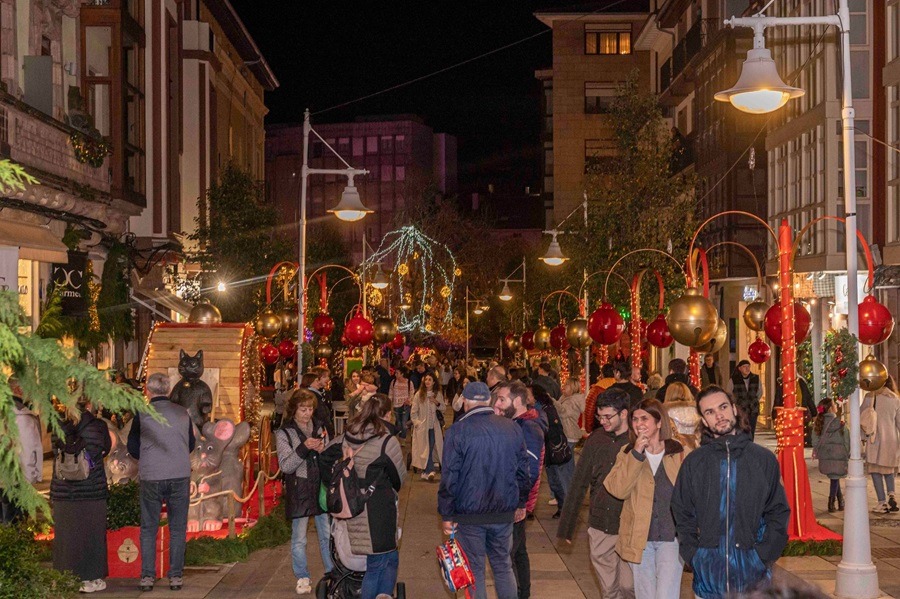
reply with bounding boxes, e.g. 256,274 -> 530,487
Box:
132,286 -> 193,318
0,220 -> 69,263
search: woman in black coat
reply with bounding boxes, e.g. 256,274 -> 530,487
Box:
275,389 -> 334,595
51,403 -> 111,593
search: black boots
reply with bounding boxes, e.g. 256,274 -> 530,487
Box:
889,493 -> 898,512
828,496 -> 836,513
837,487 -> 845,511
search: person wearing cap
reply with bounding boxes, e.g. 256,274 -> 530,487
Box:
726,360 -> 762,439
438,381 -> 531,599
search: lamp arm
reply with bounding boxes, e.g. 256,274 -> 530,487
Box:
603,249 -> 685,299
790,215 -> 874,293
704,241 -> 765,290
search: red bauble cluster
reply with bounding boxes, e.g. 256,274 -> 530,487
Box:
520,331 -> 535,351
763,300 -> 812,347
260,343 -> 280,365
277,339 -> 297,359
646,313 -> 674,348
345,311 -> 374,347
588,303 -> 625,345
748,338 -> 771,364
313,314 -> 335,338
390,332 -> 405,350
550,324 -> 569,351
858,295 -> 895,345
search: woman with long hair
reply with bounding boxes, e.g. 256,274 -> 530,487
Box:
604,398 -> 686,599
812,397 -> 849,512
410,372 -> 445,480
446,367 -> 467,422
344,370 -> 363,415
547,378 -> 585,517
343,393 -> 406,598
663,382 -> 702,451
275,389 -> 333,595
861,376 -> 900,513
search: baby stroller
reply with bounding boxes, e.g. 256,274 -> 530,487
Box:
315,519 -> 406,599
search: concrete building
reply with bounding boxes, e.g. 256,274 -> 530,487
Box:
265,115 -> 458,264
534,1 -> 652,228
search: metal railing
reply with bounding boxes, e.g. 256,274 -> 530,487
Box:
663,18 -> 724,93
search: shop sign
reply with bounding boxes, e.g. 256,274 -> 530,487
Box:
50,251 -> 87,316
742,285 -> 758,302
834,274 -> 867,315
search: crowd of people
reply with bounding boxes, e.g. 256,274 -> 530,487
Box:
9,348 -> 900,598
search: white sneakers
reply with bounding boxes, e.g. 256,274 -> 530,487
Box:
296,577 -> 312,595
80,579 -> 107,593
548,498 -> 558,506
872,501 -> 891,514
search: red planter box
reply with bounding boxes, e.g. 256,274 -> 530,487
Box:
107,525 -> 169,579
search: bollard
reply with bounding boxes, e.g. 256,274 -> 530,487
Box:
258,473 -> 266,518
228,497 -> 236,538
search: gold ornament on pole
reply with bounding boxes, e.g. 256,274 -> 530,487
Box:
255,310 -> 283,339
534,326 -> 552,350
666,287 -> 719,348
693,318 -> 728,353
859,354 -> 888,393
743,300 -> 769,332
373,317 -> 399,344
566,318 -> 593,349
277,306 -> 299,331
315,342 -> 333,360
188,301 -> 222,325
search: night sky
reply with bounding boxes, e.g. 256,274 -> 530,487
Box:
230,1 -> 560,194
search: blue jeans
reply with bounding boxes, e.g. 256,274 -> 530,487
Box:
394,406 -> 410,439
456,522 -> 517,599
140,478 -> 190,579
545,442 -> 576,508
872,472 -> 896,503
291,513 -> 333,579
425,428 -> 436,474
361,550 -> 399,598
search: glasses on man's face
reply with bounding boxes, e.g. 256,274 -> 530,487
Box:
597,413 -> 618,423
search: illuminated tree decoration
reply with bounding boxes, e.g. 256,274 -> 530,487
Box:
362,226 -> 458,335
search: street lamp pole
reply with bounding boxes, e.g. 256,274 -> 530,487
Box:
721,3 -> 875,596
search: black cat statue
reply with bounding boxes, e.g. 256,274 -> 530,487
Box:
169,349 -> 213,430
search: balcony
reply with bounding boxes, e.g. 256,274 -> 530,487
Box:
659,18 -> 723,105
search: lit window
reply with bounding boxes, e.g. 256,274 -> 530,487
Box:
585,25 -> 631,55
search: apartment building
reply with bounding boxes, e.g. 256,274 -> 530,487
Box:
265,115 -> 458,264
533,1 -> 653,228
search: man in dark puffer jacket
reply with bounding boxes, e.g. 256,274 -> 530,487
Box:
439,382 -> 531,599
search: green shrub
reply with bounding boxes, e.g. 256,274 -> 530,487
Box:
184,505 -> 292,565
782,539 -> 842,556
244,504 -> 291,553
0,524 -> 79,599
106,482 -> 141,530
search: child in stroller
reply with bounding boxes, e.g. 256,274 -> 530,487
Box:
315,518 -> 405,599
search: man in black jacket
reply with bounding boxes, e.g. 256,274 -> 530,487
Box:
609,361 -> 643,407
671,386 -> 790,599
557,388 -> 634,599
655,358 -> 699,401
726,360 -> 762,438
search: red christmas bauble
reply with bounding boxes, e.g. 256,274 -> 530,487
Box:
345,311 -> 374,347
588,303 -> 625,345
646,313 -> 674,348
550,324 -> 569,351
858,294 -> 895,345
277,339 -> 297,359
763,301 -> 812,347
520,331 -> 535,351
313,314 -> 335,338
838,367 -> 849,379
748,338 -> 771,364
390,332 -> 405,349
260,343 -> 280,365
340,333 -> 350,347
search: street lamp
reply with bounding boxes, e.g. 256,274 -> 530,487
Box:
498,282 -> 513,302
539,230 -> 569,266
716,3 -> 875,596
465,286 -> 487,358
298,109 -> 372,375
371,264 -> 389,290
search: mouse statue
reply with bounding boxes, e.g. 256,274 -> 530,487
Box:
187,419 -> 251,532
100,417 -> 139,485
169,349 -> 213,430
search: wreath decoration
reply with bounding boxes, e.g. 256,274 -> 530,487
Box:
822,328 -> 859,401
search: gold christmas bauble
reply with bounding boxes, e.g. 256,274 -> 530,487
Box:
188,301 -> 222,325
743,300 -> 768,332
373,317 -> 398,344
277,306 -> 299,331
566,318 -> 593,350
693,318 -> 727,353
351,347 -> 363,358
315,342 -> 333,360
666,287 -> 719,348
506,336 -> 521,352
534,326 -> 552,350
860,354 -> 888,392
255,310 -> 283,339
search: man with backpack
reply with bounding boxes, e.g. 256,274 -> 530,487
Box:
439,382 -> 531,599
493,381 -> 545,599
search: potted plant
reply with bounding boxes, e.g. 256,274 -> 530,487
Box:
106,482 -> 168,579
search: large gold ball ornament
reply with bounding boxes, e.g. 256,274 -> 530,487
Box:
743,300 -> 769,332
315,342 -> 333,360
373,317 -> 399,344
693,318 -> 727,353
506,335 -> 521,352
277,306 -> 299,331
666,287 -> 719,348
534,326 -> 552,350
860,354 -> 888,393
566,318 -> 593,349
255,310 -> 283,339
188,301 -> 222,325
351,347 -> 363,358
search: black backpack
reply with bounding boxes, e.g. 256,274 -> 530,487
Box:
326,436 -> 390,519
541,400 -> 573,466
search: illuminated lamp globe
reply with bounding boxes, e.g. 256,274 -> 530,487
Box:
742,300 -> 769,332
534,326 -> 552,350
714,46 -> 804,114
498,281 -> 513,302
858,295 -> 895,346
539,232 -> 569,267
373,317 -> 398,344
666,287 -> 719,348
255,310 -> 283,339
860,354 -> 889,393
566,318 -> 593,350
188,301 -> 222,325
371,267 -> 389,290
328,182 -> 374,222
693,318 -> 727,354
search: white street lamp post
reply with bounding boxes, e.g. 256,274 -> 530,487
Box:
298,109 -> 372,376
717,2 -> 875,596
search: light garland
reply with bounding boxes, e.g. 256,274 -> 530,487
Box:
70,132 -> 111,167
774,406 -> 806,453
361,226 -> 458,335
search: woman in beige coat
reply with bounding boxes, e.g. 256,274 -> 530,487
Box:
410,372 -> 444,480
861,377 -> 900,513
604,398 -> 686,599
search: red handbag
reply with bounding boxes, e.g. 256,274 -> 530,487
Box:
436,532 -> 476,598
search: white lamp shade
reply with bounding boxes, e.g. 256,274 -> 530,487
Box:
499,281 -> 513,301
714,48 -> 804,114
371,268 -> 389,289
473,307 -> 484,315
540,235 -> 569,266
328,185 -> 374,222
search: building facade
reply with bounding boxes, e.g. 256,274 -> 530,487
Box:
265,115 -> 458,264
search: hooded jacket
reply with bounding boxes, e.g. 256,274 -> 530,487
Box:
671,431 -> 790,599
515,408 -> 546,513
50,411 -> 111,502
